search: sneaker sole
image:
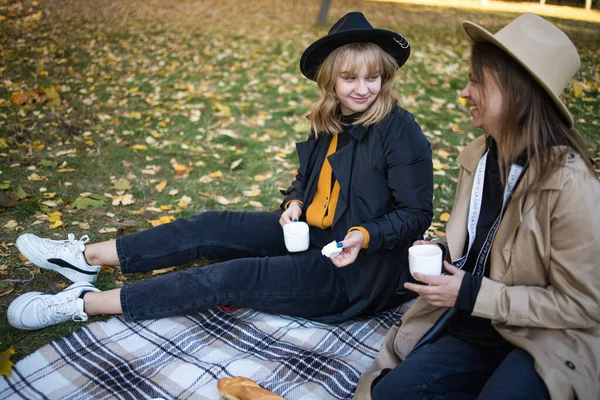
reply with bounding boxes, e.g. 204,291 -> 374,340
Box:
16,235 -> 100,283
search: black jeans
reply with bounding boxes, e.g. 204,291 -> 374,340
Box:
371,335 -> 549,400
116,211 -> 349,322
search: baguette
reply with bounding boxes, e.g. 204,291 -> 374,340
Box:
217,376 -> 285,400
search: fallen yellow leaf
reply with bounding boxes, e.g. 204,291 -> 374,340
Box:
436,149 -> 450,159
148,215 -> 176,227
48,212 -> 62,223
0,346 -> 15,377
177,195 -> 192,208
243,185 -> 261,197
31,140 -> 45,151
155,181 -> 167,192
173,164 -> 191,179
253,171 -> 273,182
152,267 -> 176,275
49,220 -> 63,229
432,159 -> 446,171
112,194 -> 135,206
448,123 -> 464,134
439,212 -> 451,222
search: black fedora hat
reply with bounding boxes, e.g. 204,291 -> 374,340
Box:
300,12 -> 410,81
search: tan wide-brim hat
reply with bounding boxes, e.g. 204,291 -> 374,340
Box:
462,13 -> 580,127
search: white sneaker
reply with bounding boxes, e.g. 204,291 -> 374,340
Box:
7,282 -> 100,330
16,233 -> 101,283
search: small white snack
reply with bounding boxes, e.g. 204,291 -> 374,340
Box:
321,240 -> 342,258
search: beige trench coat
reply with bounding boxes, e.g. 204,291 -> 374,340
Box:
354,136 -> 600,400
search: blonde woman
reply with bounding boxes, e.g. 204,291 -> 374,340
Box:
355,13 -> 600,400
8,12 -> 433,330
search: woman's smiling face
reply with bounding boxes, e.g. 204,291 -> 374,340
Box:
335,61 -> 382,115
460,66 -> 505,139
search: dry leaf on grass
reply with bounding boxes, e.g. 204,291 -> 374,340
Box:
152,267 -> 175,275
0,347 -> 15,376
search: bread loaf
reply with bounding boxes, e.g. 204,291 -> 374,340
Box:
217,376 -> 285,400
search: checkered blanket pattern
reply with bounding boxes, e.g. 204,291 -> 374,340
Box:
0,306 -> 404,399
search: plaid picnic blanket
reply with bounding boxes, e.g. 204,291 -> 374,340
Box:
1,305 -> 406,400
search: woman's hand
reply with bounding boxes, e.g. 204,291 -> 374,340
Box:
279,201 -> 303,228
404,261 -> 465,307
331,230 -> 364,268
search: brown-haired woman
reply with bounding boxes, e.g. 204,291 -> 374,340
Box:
354,13 -> 600,400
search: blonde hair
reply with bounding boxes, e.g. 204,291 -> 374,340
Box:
308,42 -> 399,137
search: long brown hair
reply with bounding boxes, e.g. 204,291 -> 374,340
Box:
470,42 -> 595,195
308,42 -> 399,137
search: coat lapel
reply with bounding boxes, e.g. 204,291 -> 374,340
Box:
447,138 -> 567,282
295,136 -> 330,204
492,151 -> 564,281
329,141 -> 355,226
328,125 -> 367,227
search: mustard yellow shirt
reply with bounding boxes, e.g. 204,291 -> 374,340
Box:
299,135 -> 370,249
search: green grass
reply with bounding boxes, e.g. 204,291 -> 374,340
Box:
0,0 -> 598,362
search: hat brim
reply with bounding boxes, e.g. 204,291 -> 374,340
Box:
462,21 -> 574,127
300,29 -> 410,81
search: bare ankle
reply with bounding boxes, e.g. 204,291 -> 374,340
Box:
84,240 -> 119,266
82,288 -> 123,316
82,292 -> 96,316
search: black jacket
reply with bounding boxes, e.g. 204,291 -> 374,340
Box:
282,106 -> 434,322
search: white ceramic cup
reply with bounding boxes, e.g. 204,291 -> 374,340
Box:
409,244 -> 443,279
283,221 -> 310,252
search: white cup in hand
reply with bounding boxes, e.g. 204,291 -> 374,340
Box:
409,244 -> 443,279
283,221 -> 309,252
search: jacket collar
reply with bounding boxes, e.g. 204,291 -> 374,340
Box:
349,124 -> 368,142
450,137 -> 573,278
457,135 -> 487,174
456,135 -> 567,191
305,112 -> 370,142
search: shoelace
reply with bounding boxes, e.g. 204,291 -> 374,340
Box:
40,291 -> 88,324
52,233 -> 91,254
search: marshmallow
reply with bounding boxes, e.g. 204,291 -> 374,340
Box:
321,240 -> 342,258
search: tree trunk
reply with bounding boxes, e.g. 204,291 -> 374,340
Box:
540,0 -> 546,5
585,0 -> 591,10
317,0 -> 331,26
